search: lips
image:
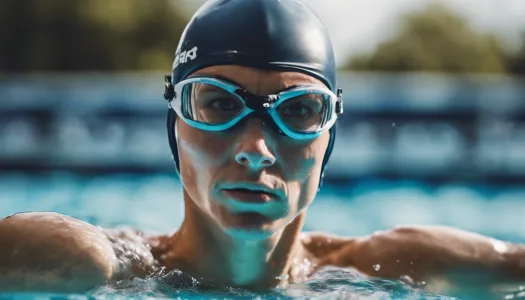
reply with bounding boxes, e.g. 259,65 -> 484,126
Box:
219,183 -> 282,203
222,188 -> 274,202
217,182 -> 288,220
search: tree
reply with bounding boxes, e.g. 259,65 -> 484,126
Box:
507,34 -> 525,75
0,0 -> 189,72
344,3 -> 507,73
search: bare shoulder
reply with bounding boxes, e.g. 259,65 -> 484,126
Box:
302,226 -> 525,296
300,231 -> 358,265
0,212 -> 117,292
352,225 -> 514,266
310,225 -> 525,282
0,212 -> 155,292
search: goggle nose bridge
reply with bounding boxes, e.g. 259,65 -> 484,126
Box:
234,88 -> 280,112
233,89 -> 284,135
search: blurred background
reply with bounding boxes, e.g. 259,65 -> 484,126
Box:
1,0 -> 525,241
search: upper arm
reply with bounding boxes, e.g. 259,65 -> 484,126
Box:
0,212 -> 119,292
351,225 -> 525,281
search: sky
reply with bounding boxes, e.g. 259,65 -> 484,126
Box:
179,0 -> 525,66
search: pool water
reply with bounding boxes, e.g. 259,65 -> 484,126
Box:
0,268 -> 459,299
0,272 -> 455,300
1,172 -> 525,299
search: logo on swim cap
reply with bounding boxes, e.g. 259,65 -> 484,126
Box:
173,46 -> 198,69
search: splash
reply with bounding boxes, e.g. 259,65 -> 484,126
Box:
83,267 -> 462,299
4,267 -> 525,299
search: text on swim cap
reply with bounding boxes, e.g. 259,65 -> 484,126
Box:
173,46 -> 198,69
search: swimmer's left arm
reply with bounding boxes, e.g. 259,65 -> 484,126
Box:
330,226 -> 525,294
350,226 -> 525,276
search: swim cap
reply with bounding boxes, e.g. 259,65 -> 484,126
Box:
166,0 -> 339,188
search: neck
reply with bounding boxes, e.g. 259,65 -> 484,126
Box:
162,190 -> 314,290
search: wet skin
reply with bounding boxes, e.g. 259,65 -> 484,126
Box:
1,66 -> 525,297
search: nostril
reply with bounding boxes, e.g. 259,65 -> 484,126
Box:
238,156 -> 249,165
260,158 -> 274,166
235,153 -> 275,169
235,153 -> 250,166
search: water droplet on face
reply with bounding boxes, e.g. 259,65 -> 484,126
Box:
373,264 -> 381,271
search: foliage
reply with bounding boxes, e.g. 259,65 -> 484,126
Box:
0,0 -> 188,72
507,34 -> 525,75
344,3 -> 508,73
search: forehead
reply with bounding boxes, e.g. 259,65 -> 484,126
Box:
189,65 -> 325,94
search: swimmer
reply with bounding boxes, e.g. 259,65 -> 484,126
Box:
1,0 -> 525,296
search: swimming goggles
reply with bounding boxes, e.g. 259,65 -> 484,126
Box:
164,75 -> 343,140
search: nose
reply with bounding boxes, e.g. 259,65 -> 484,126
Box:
235,148 -> 276,170
234,120 -> 276,171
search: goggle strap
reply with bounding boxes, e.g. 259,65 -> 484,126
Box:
336,88 -> 343,115
164,74 -> 175,101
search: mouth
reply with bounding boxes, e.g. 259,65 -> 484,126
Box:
217,182 -> 288,220
219,183 -> 282,203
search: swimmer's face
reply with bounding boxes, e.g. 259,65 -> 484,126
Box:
177,65 -> 330,240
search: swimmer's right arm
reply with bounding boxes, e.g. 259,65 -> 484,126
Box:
0,212 -> 123,293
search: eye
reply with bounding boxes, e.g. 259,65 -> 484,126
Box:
281,103 -> 312,117
209,98 -> 239,111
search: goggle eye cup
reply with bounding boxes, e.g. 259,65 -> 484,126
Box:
168,77 -> 342,138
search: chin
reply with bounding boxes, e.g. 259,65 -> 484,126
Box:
219,212 -> 283,240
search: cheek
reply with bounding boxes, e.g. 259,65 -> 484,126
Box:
278,132 -> 330,209
176,121 -> 232,197
277,132 -> 328,183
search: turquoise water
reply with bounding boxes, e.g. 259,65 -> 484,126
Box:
1,172 -> 525,299
0,268 -> 463,299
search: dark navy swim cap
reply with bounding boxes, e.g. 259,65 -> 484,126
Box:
166,0 -> 339,188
